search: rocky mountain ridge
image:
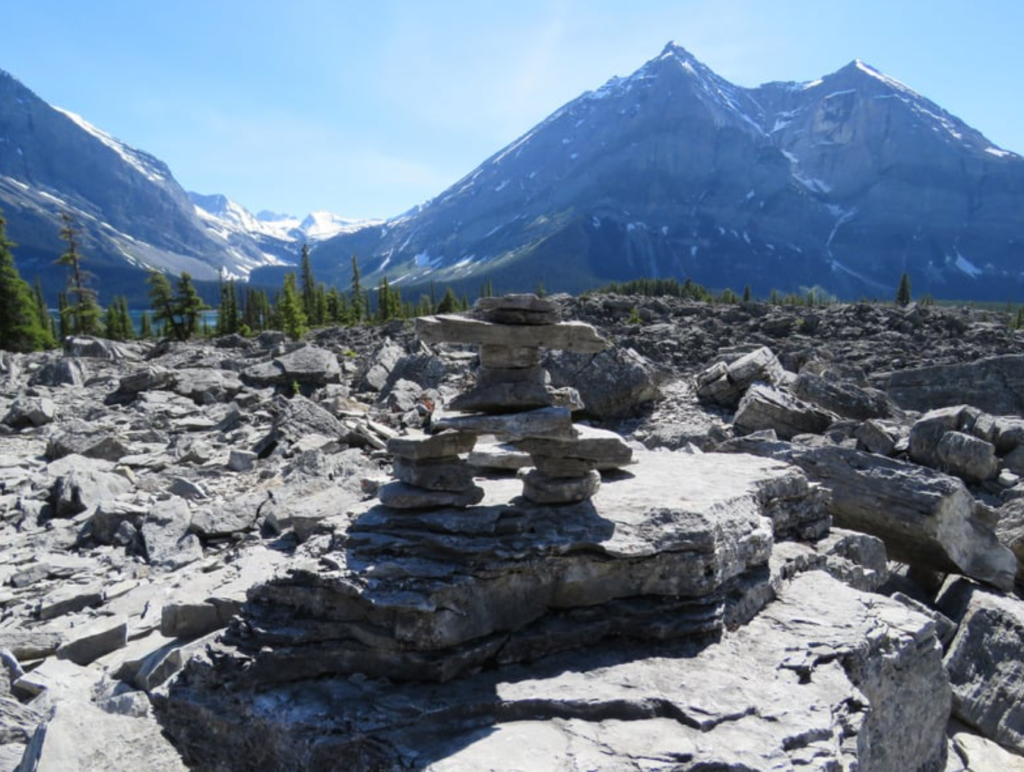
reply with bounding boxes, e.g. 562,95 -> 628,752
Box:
293,43 -> 1024,302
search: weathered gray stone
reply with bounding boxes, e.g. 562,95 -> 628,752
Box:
532,456 -> 595,476
855,418 -> 898,456
880,354 -> 1024,415
719,439 -> 1017,591
354,338 -> 405,392
393,456 -> 477,492
518,468 -> 600,504
996,499 -> 1024,588
162,598 -> 242,640
545,346 -> 663,418
513,425 -> 633,470
909,406 -> 975,468
793,371 -> 898,420
106,365 -> 174,404
467,442 -> 532,470
141,497 -> 202,570
171,368 -> 244,404
17,700 -> 188,772
935,431 -> 998,483
416,315 -> 610,353
0,631 -> 63,661
159,572 -> 950,772
2,396 -> 57,428
36,585 -> 104,621
51,464 -> 133,517
188,494 -> 263,538
242,345 -> 341,387
734,383 -> 836,440
950,725 -> 1024,772
378,480 -> 485,509
55,617 -> 128,666
63,335 -> 141,360
253,395 -> 345,456
475,365 -> 548,388
474,293 -> 560,324
227,448 -> 257,472
447,379 -> 554,413
938,578 -> 1024,754
433,406 -> 574,441
46,423 -> 130,462
29,356 -> 89,387
478,344 -> 542,369
388,430 -> 476,460
696,346 -> 785,406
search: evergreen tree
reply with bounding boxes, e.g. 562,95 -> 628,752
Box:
314,283 -> 328,328
299,244 -> 319,325
277,273 -> 308,340
896,272 -> 912,307
57,291 -> 70,339
217,272 -> 240,336
33,277 -> 56,345
175,272 -> 206,338
0,209 -> 53,352
350,254 -> 364,323
56,212 -> 101,336
147,270 -> 186,341
436,287 -> 459,314
139,311 -> 153,340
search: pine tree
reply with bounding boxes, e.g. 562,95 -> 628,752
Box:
57,291 -> 70,339
217,272 -> 240,336
299,244 -> 319,325
175,272 -> 207,338
139,311 -> 154,339
0,208 -> 53,352
350,254 -> 364,324
147,270 -> 186,341
56,212 -> 101,336
33,277 -> 56,346
436,287 -> 459,314
896,272 -> 912,307
277,273 -> 308,340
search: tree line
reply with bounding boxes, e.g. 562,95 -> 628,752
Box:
0,207 -> 481,352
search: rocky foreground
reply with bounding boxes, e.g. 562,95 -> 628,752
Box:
2,296 -> 1024,770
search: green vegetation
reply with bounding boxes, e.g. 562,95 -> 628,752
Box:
56,212 -> 102,337
0,207 -> 55,352
896,271 -> 912,306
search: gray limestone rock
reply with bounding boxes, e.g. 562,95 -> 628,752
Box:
696,345 -> 785,406
910,406 -> 976,468
141,497 -> 203,570
447,379 -> 554,413
996,499 -> 1024,587
478,344 -> 542,369
158,572 -> 950,772
55,617 -> 128,666
51,464 -> 133,517
939,578 -> 1024,754
475,365 -> 547,388
719,439 -> 1017,591
518,468 -> 601,504
28,356 -> 89,387
2,396 -> 56,428
393,456 -> 477,492
855,418 -> 898,456
474,293 -> 561,325
188,493 -> 263,538
513,425 -> 634,470
532,456 -> 595,476
793,370 -> 898,420
467,442 -> 533,471
253,396 -> 345,456
162,598 -> 242,640
241,345 -> 341,388
416,315 -> 610,353
378,480 -> 485,509
388,430 -> 476,460
545,346 -> 663,418
734,382 -> 836,440
354,338 -> 405,392
935,431 -> 998,483
880,354 -> 1024,415
171,368 -> 244,404
46,422 -> 130,462
433,406 -> 575,441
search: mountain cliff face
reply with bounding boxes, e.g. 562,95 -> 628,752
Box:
0,69 -> 286,300
291,44 -> 1024,300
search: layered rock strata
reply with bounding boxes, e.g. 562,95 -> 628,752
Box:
378,430 -> 483,509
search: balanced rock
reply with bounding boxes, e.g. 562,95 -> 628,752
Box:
416,315 -> 610,353
475,293 -> 561,325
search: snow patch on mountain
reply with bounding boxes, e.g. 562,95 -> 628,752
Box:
53,106 -> 169,184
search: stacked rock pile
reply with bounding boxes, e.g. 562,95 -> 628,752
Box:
378,430 -> 482,509
407,293 -> 634,505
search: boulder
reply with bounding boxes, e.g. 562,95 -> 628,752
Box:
141,497 -> 202,570
353,338 -> 405,392
28,356 -> 88,387
879,354 -> 1024,414
253,396 -> 345,456
792,371 -> 897,420
545,347 -> 663,418
159,572 -> 950,772
938,578 -> 1024,754
718,439 -> 1017,591
2,396 -> 57,428
935,431 -> 999,483
51,465 -> 133,517
55,617 -> 128,666
855,418 -> 898,456
996,499 -> 1024,587
63,335 -> 141,360
241,345 -> 341,388
171,368 -> 244,404
474,293 -> 560,324
695,345 -> 785,406
46,421 -> 130,462
909,406 -> 976,468
733,383 -> 836,440
433,406 -> 574,441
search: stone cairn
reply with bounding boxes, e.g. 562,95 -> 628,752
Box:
379,293 -> 633,507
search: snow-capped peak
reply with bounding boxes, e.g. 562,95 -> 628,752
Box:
52,106 -> 170,184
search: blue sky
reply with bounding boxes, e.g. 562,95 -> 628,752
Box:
5,1 -> 1022,220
